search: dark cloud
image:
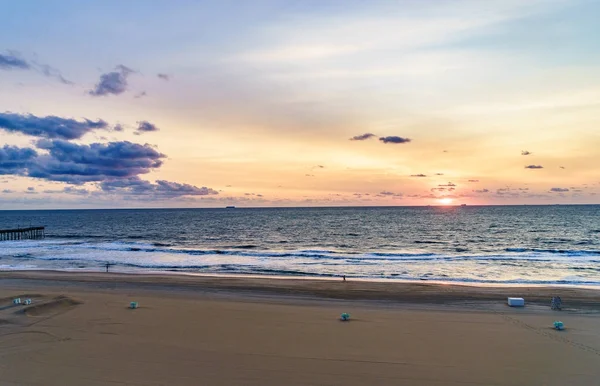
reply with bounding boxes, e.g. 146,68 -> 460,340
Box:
0,145 -> 38,175
134,121 -> 159,135
134,91 -> 147,99
27,187 -> 35,191
100,177 -> 218,198
559,166 -> 565,169
157,73 -> 171,81
521,150 -> 532,156
89,65 -> 134,96
525,165 -> 543,169
0,112 -> 108,140
2,189 -> 14,194
113,124 -> 124,132
473,189 -> 489,193
379,191 -> 395,195
0,53 -> 30,70
438,182 -> 456,187
350,133 -> 376,141
29,139 -> 165,184
410,174 -> 427,177
468,179 -> 479,182
379,136 -> 411,144
550,187 -> 569,192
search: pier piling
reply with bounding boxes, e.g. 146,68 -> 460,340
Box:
0,227 -> 45,241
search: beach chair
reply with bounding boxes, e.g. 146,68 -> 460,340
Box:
130,301 -> 138,309
13,298 -> 21,305
553,321 -> 564,330
550,296 -> 562,310
340,313 -> 350,321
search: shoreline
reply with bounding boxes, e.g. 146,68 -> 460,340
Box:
3,267 -> 600,289
2,270 -> 600,311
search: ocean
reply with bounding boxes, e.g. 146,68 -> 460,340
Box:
0,206 -> 599,286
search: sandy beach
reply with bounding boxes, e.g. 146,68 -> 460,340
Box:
1,271 -> 599,385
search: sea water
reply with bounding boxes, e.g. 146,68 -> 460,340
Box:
0,206 -> 598,286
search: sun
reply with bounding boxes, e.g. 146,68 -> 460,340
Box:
438,198 -> 454,205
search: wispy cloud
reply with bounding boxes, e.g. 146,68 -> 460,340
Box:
410,174 -> 427,177
521,150 -> 532,156
0,53 -> 29,70
0,51 -> 72,84
350,133 -> 376,141
550,187 -> 569,192
157,73 -> 171,81
525,165 -> 543,169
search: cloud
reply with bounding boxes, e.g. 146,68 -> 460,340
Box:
0,53 -> 30,70
157,73 -> 171,81
0,145 -> 38,175
89,65 -> 134,96
468,179 -> 479,182
0,112 -> 108,140
559,166 -> 565,169
550,187 -> 569,192
525,165 -> 543,169
350,133 -> 376,141
0,52 -> 72,84
100,177 -> 218,198
27,187 -> 35,191
305,174 -> 315,177
29,139 -> 165,184
473,189 -> 489,193
379,136 -> 411,144
37,63 -> 73,85
134,121 -> 160,135
113,124 -> 124,132
44,186 -> 90,195
379,191 -> 402,197
435,173 -> 444,176
134,91 -> 147,99
1,189 -> 13,194
438,182 -> 456,187
521,150 -> 532,156
410,174 -> 427,177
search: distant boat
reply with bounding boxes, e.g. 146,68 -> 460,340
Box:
225,206 -> 236,209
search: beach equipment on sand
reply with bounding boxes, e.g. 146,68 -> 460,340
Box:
507,297 -> 525,307
23,299 -> 32,305
13,298 -> 21,305
551,296 -> 562,310
340,313 -> 350,321
553,321 -> 564,330
129,301 -> 138,309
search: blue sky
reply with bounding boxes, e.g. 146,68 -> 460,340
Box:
1,0 -> 599,208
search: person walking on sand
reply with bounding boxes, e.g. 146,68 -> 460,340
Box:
343,275 -> 346,282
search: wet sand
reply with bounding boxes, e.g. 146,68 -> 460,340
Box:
1,271 -> 599,385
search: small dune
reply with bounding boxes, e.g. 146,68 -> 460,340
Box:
22,296 -> 82,317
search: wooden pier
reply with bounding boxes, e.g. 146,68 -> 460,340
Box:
0,227 -> 45,241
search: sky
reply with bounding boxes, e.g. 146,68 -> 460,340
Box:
1,0 -> 599,209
